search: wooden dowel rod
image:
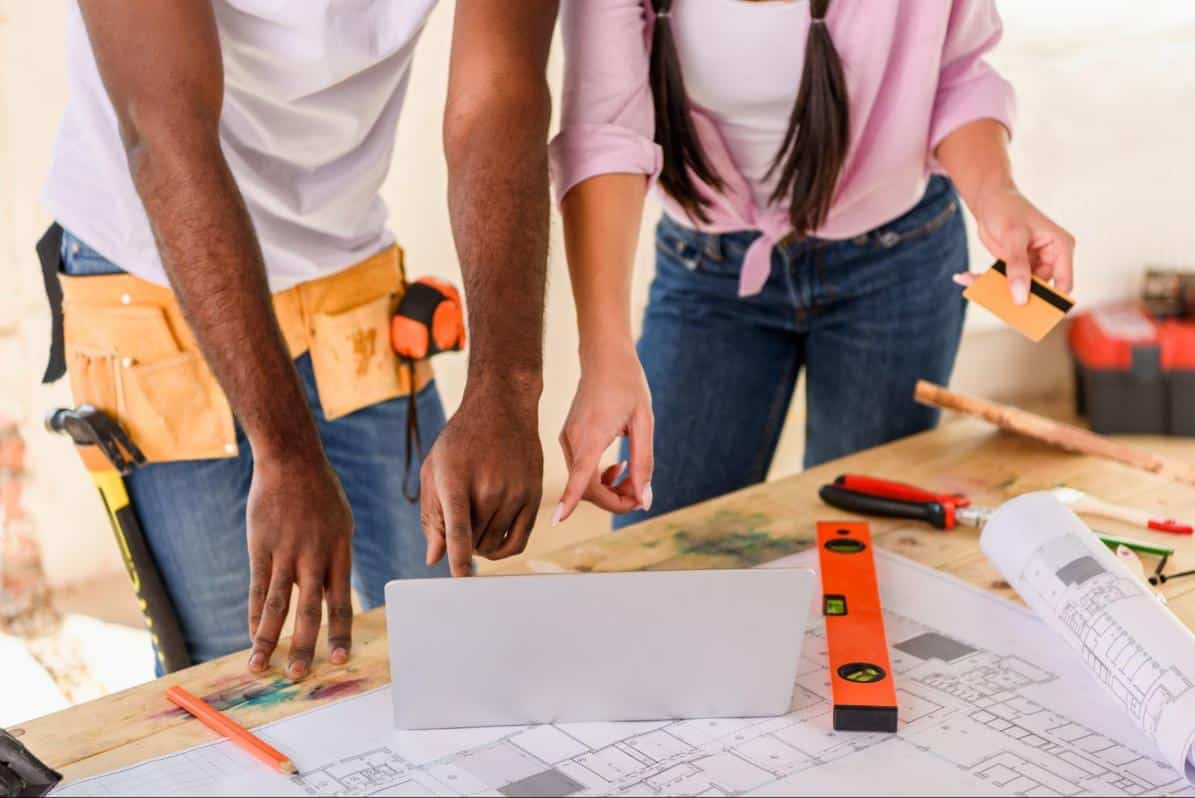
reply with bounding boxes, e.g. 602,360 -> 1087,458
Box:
913,381 -> 1195,486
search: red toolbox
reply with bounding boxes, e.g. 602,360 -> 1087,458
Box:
1069,304 -> 1195,435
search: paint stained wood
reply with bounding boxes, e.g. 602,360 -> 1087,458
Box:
11,417 -> 1195,781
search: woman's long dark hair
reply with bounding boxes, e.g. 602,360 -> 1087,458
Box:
648,0 -> 849,234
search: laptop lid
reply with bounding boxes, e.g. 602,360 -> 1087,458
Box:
385,567 -> 815,729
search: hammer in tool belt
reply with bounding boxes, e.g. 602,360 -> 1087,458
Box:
46,405 -> 191,673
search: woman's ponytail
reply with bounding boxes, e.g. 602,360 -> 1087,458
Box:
650,0 -> 849,235
766,0 -> 850,234
648,0 -> 723,223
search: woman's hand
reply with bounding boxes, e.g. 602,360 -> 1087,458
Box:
554,340 -> 654,526
953,186 -> 1076,304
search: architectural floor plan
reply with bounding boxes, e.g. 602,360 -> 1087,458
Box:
57,547 -> 1195,797
982,493 -> 1195,781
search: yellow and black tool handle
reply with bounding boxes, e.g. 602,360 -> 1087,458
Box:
91,467 -> 192,673
47,406 -> 192,672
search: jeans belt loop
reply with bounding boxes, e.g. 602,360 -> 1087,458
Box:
703,231 -> 724,264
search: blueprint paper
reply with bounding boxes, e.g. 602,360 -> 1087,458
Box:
981,492 -> 1195,784
56,549 -> 1195,797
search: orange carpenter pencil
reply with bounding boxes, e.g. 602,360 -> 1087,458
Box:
165,685 -> 297,775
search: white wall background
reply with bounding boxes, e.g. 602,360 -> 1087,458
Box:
1,0 -> 1193,588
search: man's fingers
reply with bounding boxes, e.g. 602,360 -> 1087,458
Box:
441,488 -> 474,577
325,543 -> 352,665
249,567 -> 294,673
492,502 -> 536,560
420,472 -> 446,567
247,553 -> 270,646
475,502 -> 514,560
554,441 -> 604,526
627,408 -> 654,511
286,575 -> 324,680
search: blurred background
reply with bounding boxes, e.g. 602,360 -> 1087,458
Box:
2,0 -> 1193,723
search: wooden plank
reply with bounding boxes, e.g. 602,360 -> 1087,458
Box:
11,611 -> 392,780
9,418 -> 1194,783
508,420 -> 1195,592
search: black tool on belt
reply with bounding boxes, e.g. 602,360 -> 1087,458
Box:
0,729 -> 61,798
36,223 -> 67,384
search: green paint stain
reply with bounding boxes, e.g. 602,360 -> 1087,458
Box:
674,530 -> 796,562
203,678 -> 300,712
242,679 -> 302,708
668,509 -> 808,566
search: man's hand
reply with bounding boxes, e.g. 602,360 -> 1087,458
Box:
247,452 -> 353,679
421,388 -> 543,576
434,1 -> 557,572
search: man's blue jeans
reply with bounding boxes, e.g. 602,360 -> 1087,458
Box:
61,231 -> 450,666
616,176 -> 968,528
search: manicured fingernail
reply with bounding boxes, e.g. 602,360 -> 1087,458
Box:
951,273 -> 968,286
287,661 -> 308,680
331,647 -> 348,665
641,483 -> 653,512
551,503 -> 564,527
1012,278 -> 1029,305
249,652 -> 265,671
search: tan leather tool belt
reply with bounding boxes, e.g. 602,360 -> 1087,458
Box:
60,245 -> 433,463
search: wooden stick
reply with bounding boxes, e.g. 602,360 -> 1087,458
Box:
914,381 -> 1195,486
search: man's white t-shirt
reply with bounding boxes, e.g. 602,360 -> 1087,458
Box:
44,0 -> 437,291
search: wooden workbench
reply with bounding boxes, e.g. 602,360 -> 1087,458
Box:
11,417 -> 1195,784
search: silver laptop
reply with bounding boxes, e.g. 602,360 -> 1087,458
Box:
385,567 -> 815,729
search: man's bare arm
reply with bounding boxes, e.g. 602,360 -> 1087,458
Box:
421,1 -> 558,574
79,0 -> 353,678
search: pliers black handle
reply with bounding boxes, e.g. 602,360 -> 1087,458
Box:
818,484 -> 952,529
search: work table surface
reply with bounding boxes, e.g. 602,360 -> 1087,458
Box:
12,417 -> 1195,782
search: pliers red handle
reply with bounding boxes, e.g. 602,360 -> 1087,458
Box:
819,474 -> 976,530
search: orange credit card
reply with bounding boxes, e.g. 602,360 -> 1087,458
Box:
963,261 -> 1074,342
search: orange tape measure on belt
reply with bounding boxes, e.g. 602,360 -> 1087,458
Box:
391,277 -> 466,501
392,277 -> 466,360
817,520 -> 898,733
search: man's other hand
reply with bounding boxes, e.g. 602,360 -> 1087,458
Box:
246,453 -> 354,679
421,386 -> 543,576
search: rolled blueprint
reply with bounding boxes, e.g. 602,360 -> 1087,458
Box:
981,492 -> 1195,783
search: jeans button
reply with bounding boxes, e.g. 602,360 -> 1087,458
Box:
878,231 -> 901,248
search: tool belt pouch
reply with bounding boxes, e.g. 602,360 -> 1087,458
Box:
305,247 -> 431,421
59,278 -> 237,463
45,235 -> 430,462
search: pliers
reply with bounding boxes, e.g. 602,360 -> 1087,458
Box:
818,474 -> 991,530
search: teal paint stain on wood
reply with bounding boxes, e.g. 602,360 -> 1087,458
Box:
203,678 -> 300,711
668,509 -> 810,566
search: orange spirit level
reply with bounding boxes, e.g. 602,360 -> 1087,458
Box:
817,521 -> 898,732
